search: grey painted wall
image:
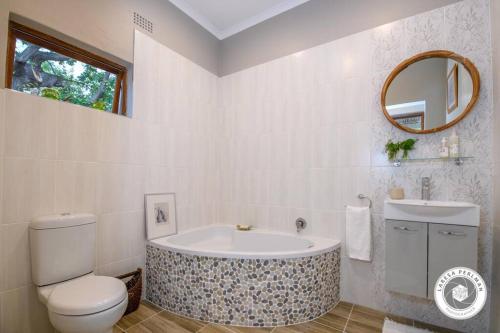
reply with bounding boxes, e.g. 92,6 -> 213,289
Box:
0,0 -> 221,87
491,0 -> 500,331
0,0 -> 461,80
220,0 -> 460,76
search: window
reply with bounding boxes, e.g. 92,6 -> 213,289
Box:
6,21 -> 128,116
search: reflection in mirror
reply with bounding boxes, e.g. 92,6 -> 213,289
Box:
382,51 -> 479,134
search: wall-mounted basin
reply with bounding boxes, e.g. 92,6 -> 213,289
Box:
384,199 -> 479,226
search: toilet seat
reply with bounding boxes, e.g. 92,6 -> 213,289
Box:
38,274 -> 127,316
48,297 -> 128,333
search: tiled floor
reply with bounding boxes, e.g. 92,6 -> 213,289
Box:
114,301 -> 462,333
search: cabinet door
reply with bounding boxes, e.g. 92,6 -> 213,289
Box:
386,220 -> 428,298
428,224 -> 478,299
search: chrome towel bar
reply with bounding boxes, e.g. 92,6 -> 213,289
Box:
358,194 -> 372,208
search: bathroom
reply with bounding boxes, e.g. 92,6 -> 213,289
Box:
1,0 -> 500,332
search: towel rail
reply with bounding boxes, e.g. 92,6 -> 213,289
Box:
344,194 -> 373,208
358,194 -> 372,208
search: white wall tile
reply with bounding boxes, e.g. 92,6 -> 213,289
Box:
74,163 -> 98,213
1,223 -> 31,291
54,161 -> 76,213
2,158 -> 40,224
97,254 -> 145,278
339,77 -> 369,123
0,91 -> 4,230
311,169 -> 336,210
4,91 -> 57,159
57,103 -> 101,162
0,285 -> 53,333
311,127 -> 337,168
96,164 -> 145,214
97,211 -> 144,266
38,160 -> 56,217
97,112 -> 122,163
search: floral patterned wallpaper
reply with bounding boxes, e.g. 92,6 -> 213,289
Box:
367,0 -> 492,331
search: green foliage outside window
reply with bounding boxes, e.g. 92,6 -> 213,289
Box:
12,39 -> 117,112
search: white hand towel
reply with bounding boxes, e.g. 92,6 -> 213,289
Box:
346,205 -> 372,262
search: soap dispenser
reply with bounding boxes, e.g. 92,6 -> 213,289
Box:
449,129 -> 460,158
439,137 -> 449,158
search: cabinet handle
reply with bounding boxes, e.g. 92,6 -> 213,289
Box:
438,230 -> 466,237
393,226 -> 419,232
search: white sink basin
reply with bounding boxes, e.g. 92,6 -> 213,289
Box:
384,199 -> 480,226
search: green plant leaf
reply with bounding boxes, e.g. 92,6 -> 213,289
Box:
40,87 -> 60,100
400,138 -> 418,159
385,140 -> 401,161
385,138 -> 418,161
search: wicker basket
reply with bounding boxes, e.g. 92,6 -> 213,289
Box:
116,268 -> 142,315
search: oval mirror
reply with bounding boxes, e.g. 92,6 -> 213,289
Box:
381,50 -> 480,134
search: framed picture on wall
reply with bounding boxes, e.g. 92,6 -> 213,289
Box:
145,193 -> 177,240
393,112 -> 425,131
447,63 -> 459,114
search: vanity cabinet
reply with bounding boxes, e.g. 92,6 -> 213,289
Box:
384,199 -> 479,299
386,220 -> 428,298
427,224 -> 478,299
385,220 -> 478,299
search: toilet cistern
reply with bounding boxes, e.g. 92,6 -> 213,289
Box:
29,213 -> 127,333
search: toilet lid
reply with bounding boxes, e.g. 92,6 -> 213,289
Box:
48,276 -> 127,315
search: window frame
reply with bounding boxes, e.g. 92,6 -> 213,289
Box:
5,21 -> 128,115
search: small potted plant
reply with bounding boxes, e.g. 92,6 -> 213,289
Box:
385,138 -> 418,163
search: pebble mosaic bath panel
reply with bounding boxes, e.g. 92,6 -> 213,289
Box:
145,245 -> 341,327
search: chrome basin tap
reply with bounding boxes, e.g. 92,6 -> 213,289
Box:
421,177 -> 431,201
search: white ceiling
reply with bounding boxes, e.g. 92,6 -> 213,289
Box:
169,0 -> 311,40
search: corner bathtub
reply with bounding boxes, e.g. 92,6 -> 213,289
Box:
146,225 -> 341,327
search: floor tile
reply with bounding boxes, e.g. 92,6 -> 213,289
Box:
228,326 -> 273,333
116,301 -> 163,330
198,325 -> 233,333
126,311 -> 206,333
348,305 -> 385,331
112,299 -> 460,333
313,311 -> 348,331
345,320 -> 382,333
329,301 -> 353,319
274,321 -> 342,333
156,311 -> 206,332
126,315 -> 190,333
197,324 -> 273,333
351,305 -> 385,318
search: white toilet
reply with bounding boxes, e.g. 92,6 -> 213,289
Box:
29,213 -> 128,333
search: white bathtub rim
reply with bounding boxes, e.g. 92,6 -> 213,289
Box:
148,224 -> 341,259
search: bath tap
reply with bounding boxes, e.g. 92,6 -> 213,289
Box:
421,177 -> 431,200
295,217 -> 307,233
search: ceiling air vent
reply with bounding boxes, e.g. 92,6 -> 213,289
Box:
133,12 -> 153,34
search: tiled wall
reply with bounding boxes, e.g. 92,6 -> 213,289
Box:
146,245 -> 341,326
0,0 -> 493,331
217,0 -> 493,331
0,31 -> 218,332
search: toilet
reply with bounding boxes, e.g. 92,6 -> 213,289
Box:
29,213 -> 128,333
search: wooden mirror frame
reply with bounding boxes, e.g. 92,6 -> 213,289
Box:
380,50 -> 480,134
